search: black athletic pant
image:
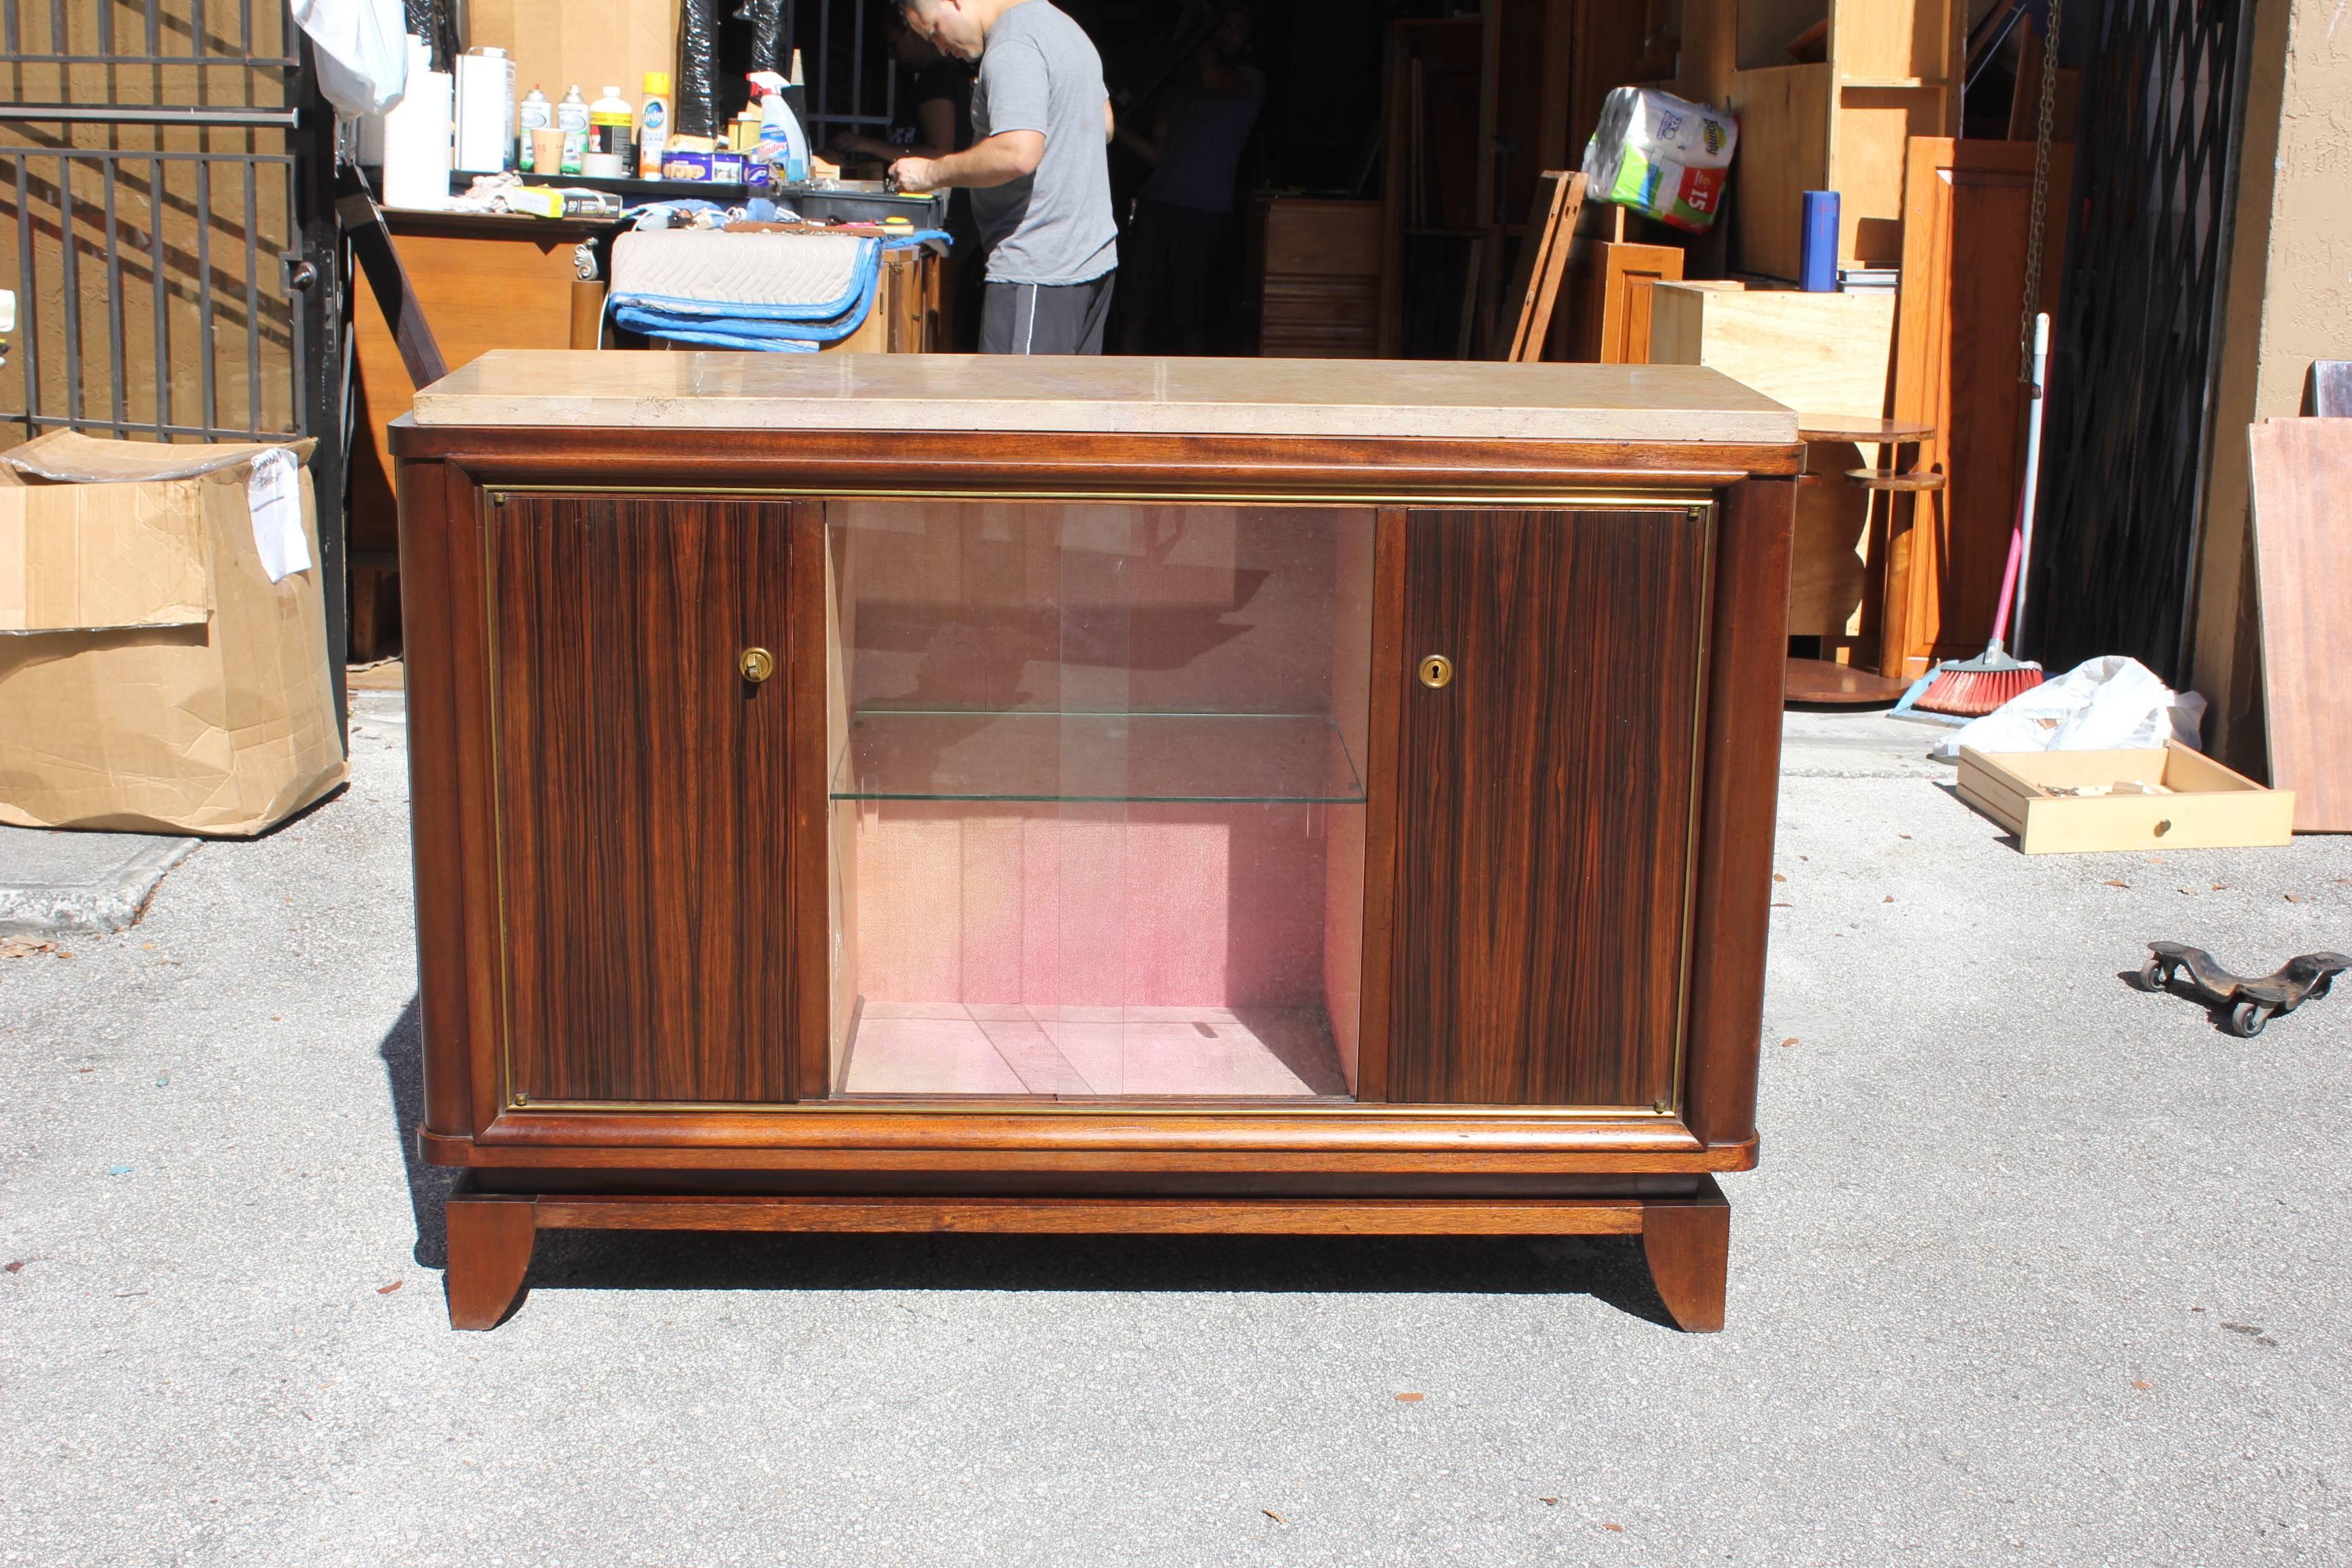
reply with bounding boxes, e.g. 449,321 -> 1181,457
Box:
981,272 -> 1117,355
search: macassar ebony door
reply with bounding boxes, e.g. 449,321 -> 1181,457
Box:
487,495 -> 797,1106
1387,505 -> 1711,1107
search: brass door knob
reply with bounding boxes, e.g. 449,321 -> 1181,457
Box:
739,647 -> 777,684
1418,654 -> 1454,689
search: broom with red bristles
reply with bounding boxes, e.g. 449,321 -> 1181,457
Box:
1914,314 -> 2052,718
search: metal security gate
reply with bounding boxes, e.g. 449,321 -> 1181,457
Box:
0,0 -> 347,700
2029,0 -> 2252,685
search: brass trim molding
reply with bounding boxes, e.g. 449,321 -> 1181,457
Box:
488,485 -> 1719,510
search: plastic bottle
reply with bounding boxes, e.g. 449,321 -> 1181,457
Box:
555,86 -> 589,176
747,70 -> 808,185
585,85 -> 634,178
517,85 -> 551,172
635,71 -> 672,180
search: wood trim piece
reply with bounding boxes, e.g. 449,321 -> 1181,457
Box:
397,457 -> 474,1139
532,1194 -> 1646,1235
1681,477 -> 1794,1151
450,466 -> 507,1137
444,1145 -> 1757,1177
1355,508 -> 1410,1103
789,501 -> 829,1099
389,421 -> 1803,484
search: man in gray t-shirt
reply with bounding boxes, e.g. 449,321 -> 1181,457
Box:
892,0 -> 1118,354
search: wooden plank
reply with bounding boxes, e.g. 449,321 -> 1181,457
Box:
1831,84 -> 1948,267
1831,0 -> 1957,83
532,1194 -> 1648,1236
1501,171 -> 1586,361
1882,136 -> 2070,680
2249,418 -> 2352,831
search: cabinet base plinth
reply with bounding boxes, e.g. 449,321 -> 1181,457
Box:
440,1179 -> 1732,1333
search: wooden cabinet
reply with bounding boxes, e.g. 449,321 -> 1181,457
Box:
1249,198 -> 1385,359
392,353 -> 1798,1333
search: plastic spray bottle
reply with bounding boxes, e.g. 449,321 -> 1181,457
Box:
517,85 -> 551,172
746,70 -> 809,185
636,71 -> 672,179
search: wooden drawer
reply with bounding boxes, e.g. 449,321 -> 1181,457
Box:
1957,743 -> 2295,853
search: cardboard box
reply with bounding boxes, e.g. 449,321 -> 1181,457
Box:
1956,743 -> 2296,854
0,431 -> 346,836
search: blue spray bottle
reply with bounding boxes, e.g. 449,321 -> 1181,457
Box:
747,71 -> 809,185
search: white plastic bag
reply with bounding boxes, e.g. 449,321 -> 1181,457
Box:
289,0 -> 410,118
1932,655 -> 2208,762
1581,87 -> 1737,233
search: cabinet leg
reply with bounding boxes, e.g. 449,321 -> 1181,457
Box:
1641,1177 -> 1730,1333
445,1191 -> 537,1330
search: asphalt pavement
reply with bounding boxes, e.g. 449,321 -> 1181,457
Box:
1,691 -> 2346,1567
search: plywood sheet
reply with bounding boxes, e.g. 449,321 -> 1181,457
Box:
1646,282 -> 1895,424
466,0 -> 678,109
2249,418 -> 2352,832
1727,64 -> 1830,281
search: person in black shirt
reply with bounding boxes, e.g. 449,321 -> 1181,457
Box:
830,8 -> 976,163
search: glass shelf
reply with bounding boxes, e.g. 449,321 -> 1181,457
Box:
830,710 -> 1367,804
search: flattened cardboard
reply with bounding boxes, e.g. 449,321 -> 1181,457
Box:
0,431 -> 346,836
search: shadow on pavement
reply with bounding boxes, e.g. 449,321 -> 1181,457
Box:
378,995 -> 456,1271
375,994 -> 1679,1330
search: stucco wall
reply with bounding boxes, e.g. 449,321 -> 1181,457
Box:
2193,0 -> 2352,774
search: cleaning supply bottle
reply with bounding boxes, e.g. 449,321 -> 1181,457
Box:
555,85 -> 589,176
635,71 -> 672,179
517,84 -> 551,172
585,84 -> 634,178
747,70 -> 809,185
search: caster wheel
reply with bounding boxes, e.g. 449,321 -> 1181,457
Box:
2140,958 -> 2169,992
2230,1000 -> 2272,1038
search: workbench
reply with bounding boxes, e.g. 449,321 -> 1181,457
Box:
390,352 -> 1800,1332
349,211 -> 945,658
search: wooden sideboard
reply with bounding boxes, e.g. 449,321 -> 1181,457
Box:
391,352 -> 1799,1332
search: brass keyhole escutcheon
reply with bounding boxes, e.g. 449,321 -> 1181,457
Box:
1418,654 -> 1454,689
739,647 -> 777,685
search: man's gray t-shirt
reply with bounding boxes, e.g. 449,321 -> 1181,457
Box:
970,1 -> 1117,286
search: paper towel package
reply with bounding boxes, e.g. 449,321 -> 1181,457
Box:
0,431 -> 347,836
1582,86 -> 1738,233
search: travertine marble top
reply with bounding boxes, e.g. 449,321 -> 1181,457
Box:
410,351 -> 1797,444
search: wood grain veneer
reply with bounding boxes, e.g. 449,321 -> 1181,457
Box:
488,495 -> 794,1105
1388,506 -> 1708,1107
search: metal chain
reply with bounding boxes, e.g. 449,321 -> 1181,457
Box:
2020,0 -> 2065,382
